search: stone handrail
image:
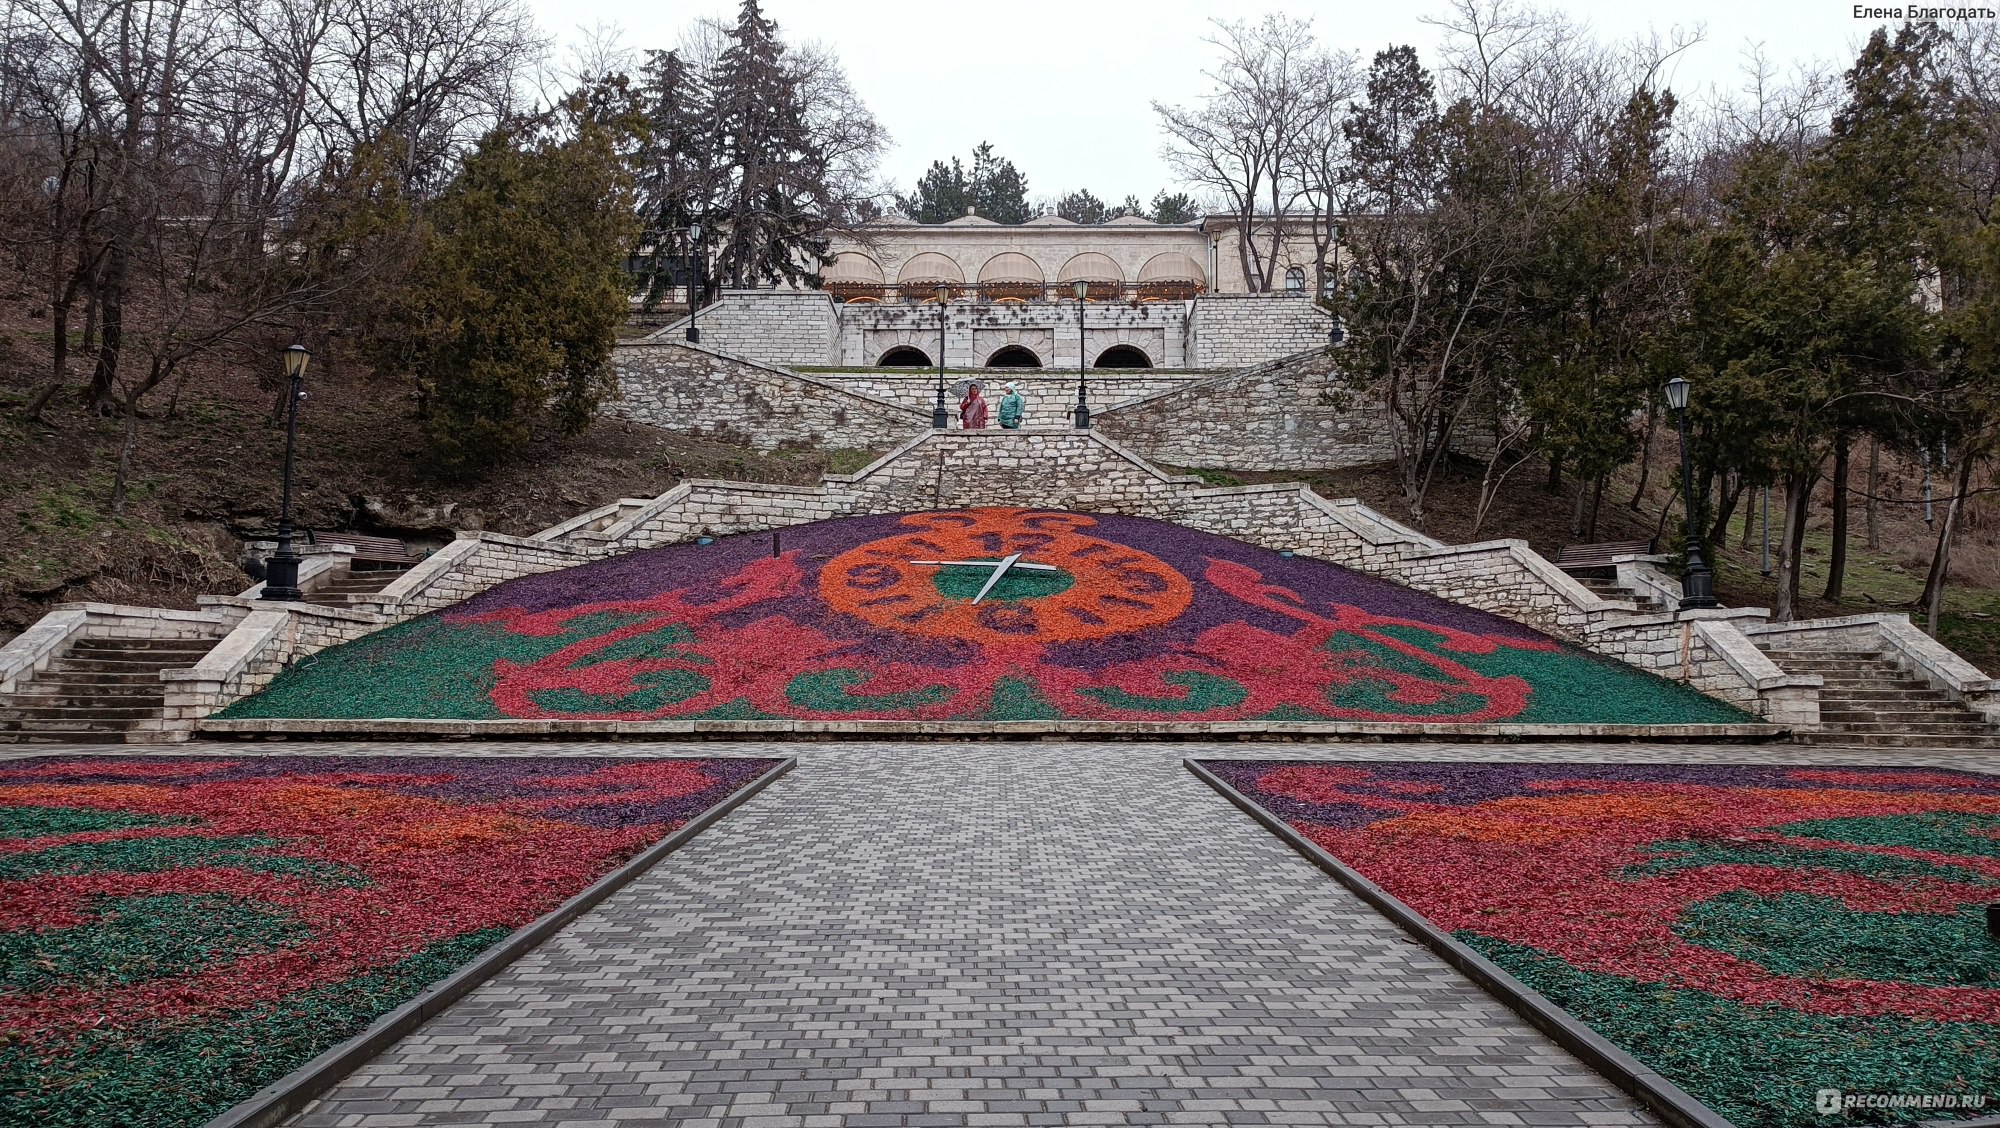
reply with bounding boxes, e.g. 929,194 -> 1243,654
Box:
534,497 -> 652,544
164,604 -> 381,729
1745,612 -> 2000,723
0,608 -> 88,694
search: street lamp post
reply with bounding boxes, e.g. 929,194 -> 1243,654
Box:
1664,375 -> 1718,610
261,344 -> 312,602
932,284 -> 950,429
685,221 -> 703,344
1072,279 -> 1090,429
1328,322 -> 1346,349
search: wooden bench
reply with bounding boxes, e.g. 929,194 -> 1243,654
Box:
306,532 -> 421,569
1555,539 -> 1656,573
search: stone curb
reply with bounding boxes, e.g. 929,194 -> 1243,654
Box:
1184,758 -> 1738,1128
195,718 -> 1790,743
201,755 -> 796,1128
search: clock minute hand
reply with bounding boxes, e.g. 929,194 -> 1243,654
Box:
906,559 -> 1059,571
970,553 -> 1021,605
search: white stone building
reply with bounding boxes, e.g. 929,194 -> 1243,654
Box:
643,213 -> 1341,371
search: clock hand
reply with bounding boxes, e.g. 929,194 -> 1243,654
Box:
905,559 -> 1060,572
969,553 -> 1021,605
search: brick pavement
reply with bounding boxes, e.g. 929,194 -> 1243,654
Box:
9,741 -> 1998,1127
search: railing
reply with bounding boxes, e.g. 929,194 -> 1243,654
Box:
826,281 -> 1208,304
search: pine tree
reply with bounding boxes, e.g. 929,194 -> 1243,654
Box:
970,142 -> 1031,223
1150,191 -> 1199,223
710,0 -> 829,287
906,158 -> 972,222
1056,189 -> 1107,224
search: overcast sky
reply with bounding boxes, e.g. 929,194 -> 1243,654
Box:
524,0 -> 1895,203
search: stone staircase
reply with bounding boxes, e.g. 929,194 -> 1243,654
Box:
302,564 -> 409,608
1568,573 -> 1668,613
0,637 -> 217,743
1756,647 -> 2000,749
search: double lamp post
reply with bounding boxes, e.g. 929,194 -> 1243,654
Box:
929,280 -> 1095,431
1664,375 -> 1718,611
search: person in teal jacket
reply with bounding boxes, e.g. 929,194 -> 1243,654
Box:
998,382 -> 1026,429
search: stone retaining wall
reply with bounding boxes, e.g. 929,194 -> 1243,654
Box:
646,290 -> 840,365
609,341 -> 926,451
1188,293 -> 1334,367
1097,350 -> 1397,471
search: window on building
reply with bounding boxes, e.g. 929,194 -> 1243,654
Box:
1285,267 -> 1306,293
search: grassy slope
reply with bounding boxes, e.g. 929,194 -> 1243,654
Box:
0,311 -> 876,640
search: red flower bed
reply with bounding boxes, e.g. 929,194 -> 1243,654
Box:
224,509 -> 1750,726
0,754 -> 779,1127
1207,760 -> 2000,1126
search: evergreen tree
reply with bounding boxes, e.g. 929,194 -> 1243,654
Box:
970,142 -> 1032,223
902,142 -> 1030,222
1109,194 -> 1147,220
632,49 -> 715,306
1056,189 -> 1107,224
905,158 -> 972,222
380,92 -> 639,471
1150,191 -> 1199,223
710,0 -> 830,287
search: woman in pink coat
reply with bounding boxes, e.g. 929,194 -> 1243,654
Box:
959,383 -> 990,429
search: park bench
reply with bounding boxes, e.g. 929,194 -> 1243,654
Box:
1554,539 -> 1656,576
306,531 -> 422,570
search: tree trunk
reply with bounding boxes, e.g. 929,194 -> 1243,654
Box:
1570,475 -> 1589,537
1824,434 -> 1850,601
1920,452 -> 1976,635
87,242 -> 126,413
1707,474 -> 1746,547
1629,402 -> 1657,508
110,405 -> 141,515
1545,453 -> 1563,495
1774,471 -> 1814,623
1586,474 -> 1606,541
1865,437 -> 1881,551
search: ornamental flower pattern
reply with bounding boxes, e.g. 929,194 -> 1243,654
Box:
0,755 -> 778,1128
224,509 -> 1750,725
1207,760 -> 2000,1127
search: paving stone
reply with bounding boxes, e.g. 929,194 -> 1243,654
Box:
7,739 -> 1996,1126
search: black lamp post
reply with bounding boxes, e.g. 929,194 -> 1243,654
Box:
932,283 -> 950,429
685,221 -> 703,344
1664,375 -> 1718,610
1072,279 -> 1090,429
261,344 -> 312,601
1328,321 -> 1346,349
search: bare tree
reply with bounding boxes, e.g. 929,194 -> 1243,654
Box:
1153,14 -> 1320,292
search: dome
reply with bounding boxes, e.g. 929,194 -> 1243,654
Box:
896,252 -> 966,284
1137,251 -> 1207,285
1057,252 -> 1125,284
1105,214 -> 1155,226
976,252 -> 1046,284
1024,214 -> 1075,225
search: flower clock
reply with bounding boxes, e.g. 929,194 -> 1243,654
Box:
1207,760 -> 2000,1127
0,754 -> 778,1127
223,508 -> 1749,725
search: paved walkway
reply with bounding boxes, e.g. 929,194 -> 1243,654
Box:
13,741 -> 2000,1127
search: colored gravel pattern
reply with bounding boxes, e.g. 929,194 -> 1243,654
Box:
1204,760 -> 2000,1126
223,508 -> 1749,725
0,754 -> 777,1128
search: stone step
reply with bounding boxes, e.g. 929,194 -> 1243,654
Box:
0,727 -> 131,744
66,638 -> 217,653
1759,649 -> 1887,661
1824,687 -> 1950,700
46,657 -> 199,674
27,671 -> 169,687
1793,731 -> 2000,749
1820,706 -> 1980,721
1818,723 -> 1993,736
0,704 -> 161,721
0,716 -> 143,733
3,691 -> 165,709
